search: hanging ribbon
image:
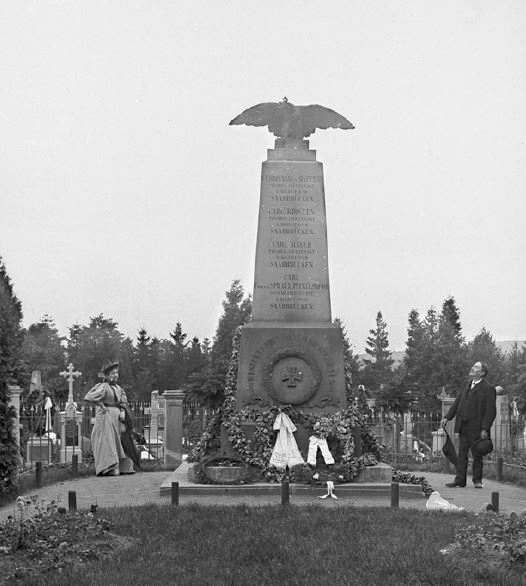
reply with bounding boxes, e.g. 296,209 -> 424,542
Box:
269,412 -> 305,470
318,480 -> 338,499
307,436 -> 335,466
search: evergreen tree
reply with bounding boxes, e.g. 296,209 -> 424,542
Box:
334,318 -> 363,404
152,322 -> 192,392
131,328 -> 155,401
186,280 -> 252,407
169,322 -> 189,388
402,299 -> 469,411
467,328 -> 506,386
0,257 -> 24,494
186,337 -> 206,378
210,280 -> 252,367
435,297 -> 468,394
402,309 -> 427,399
361,311 -> 394,396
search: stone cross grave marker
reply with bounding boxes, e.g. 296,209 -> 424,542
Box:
59,363 -> 83,462
60,363 -> 82,405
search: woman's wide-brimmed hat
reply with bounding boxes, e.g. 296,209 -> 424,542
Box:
99,359 -> 120,377
471,437 -> 494,457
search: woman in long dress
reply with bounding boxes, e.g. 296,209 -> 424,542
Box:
84,360 -> 135,476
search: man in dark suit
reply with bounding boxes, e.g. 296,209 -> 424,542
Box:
441,361 -> 497,488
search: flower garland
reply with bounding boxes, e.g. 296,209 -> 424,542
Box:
392,470 -> 434,496
190,327 -> 382,483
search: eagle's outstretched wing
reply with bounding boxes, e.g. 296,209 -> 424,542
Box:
230,100 -> 354,140
299,104 -> 354,138
229,102 -> 280,128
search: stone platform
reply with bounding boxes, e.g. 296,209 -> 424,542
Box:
160,462 -> 423,499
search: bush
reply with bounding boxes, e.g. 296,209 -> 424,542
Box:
456,509 -> 526,565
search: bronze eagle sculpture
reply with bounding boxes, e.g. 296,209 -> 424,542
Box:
229,97 -> 354,140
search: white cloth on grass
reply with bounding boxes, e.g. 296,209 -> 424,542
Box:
426,491 -> 465,511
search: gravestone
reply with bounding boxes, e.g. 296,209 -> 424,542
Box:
231,99 -> 354,414
491,391 -> 511,453
59,363 -> 83,463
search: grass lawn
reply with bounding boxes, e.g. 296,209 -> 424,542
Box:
23,505 -> 525,586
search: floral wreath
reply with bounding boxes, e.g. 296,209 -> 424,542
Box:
188,329 -> 381,483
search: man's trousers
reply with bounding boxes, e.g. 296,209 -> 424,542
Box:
454,422 -> 484,486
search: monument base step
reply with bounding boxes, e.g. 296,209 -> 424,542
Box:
161,462 -> 421,499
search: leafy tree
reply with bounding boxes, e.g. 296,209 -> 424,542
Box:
361,311 -> 394,397
377,366 -> 413,415
504,342 -> 526,407
0,257 -> 24,494
186,280 -> 252,407
66,314 -> 134,400
20,315 -> 66,400
512,362 -> 526,413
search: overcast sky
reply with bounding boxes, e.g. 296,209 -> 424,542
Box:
1,1 -> 525,353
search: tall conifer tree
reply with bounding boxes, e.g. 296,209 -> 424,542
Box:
362,311 -> 394,396
186,280 -> 251,407
0,257 -> 24,494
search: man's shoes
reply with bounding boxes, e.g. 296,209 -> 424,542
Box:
445,482 -> 466,488
474,482 -> 483,489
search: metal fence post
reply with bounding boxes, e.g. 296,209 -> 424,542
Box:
496,457 -> 503,482
491,491 -> 499,512
391,482 -> 399,508
68,490 -> 77,511
393,418 -> 399,467
35,461 -> 43,488
71,454 -> 79,477
281,480 -> 290,505
171,482 -> 179,506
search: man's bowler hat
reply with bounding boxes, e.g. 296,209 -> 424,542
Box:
471,437 -> 494,457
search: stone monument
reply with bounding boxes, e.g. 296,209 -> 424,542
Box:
230,98 -> 354,413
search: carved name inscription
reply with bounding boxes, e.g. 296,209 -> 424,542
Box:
252,162 -> 331,321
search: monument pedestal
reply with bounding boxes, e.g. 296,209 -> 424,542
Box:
237,322 -> 345,411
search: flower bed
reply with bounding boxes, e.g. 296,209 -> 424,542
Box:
0,496 -> 129,582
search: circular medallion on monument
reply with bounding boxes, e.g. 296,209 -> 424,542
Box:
264,348 -> 321,405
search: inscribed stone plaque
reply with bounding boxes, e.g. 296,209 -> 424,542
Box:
65,419 -> 79,446
253,155 -> 331,322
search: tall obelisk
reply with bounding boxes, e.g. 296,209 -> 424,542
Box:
230,99 -> 353,412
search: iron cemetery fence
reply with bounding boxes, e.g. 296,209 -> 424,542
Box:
372,410 -> 526,463
15,396 -> 526,475
18,399 -> 211,470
